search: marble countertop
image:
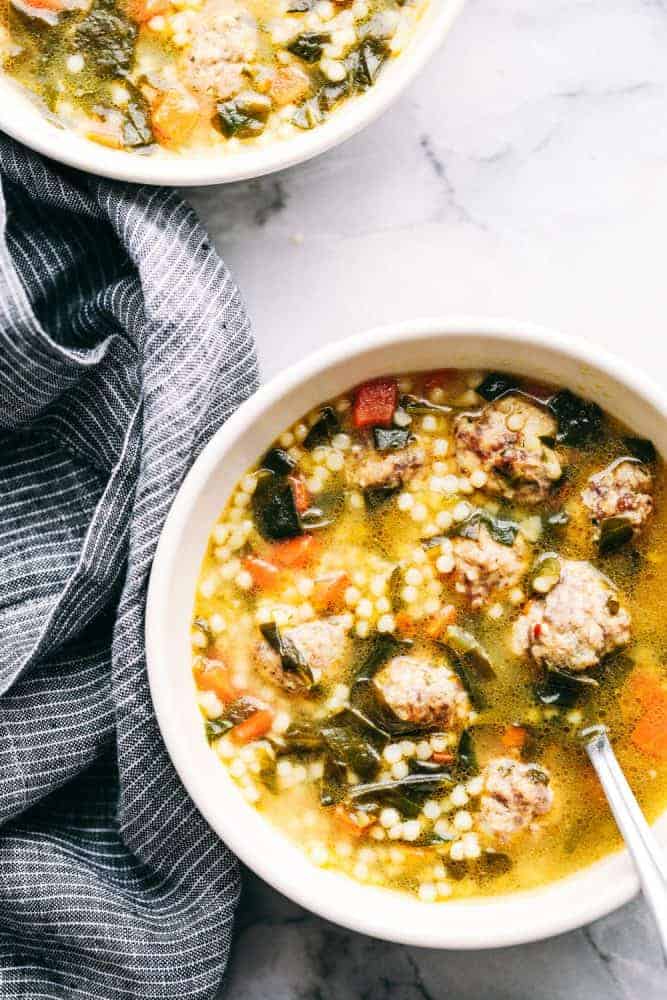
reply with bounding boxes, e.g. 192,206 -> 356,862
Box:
188,0 -> 667,995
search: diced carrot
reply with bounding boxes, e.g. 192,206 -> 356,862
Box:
231,709 -> 274,744
270,534 -> 318,568
423,369 -> 456,391
394,611 -> 418,636
289,475 -> 310,514
333,805 -> 368,838
194,662 -> 238,704
431,751 -> 455,765
312,572 -> 350,611
628,669 -> 665,711
22,0 -> 66,10
244,555 -> 280,591
151,89 -> 200,147
423,605 -> 457,639
631,695 -> 667,760
352,378 -> 398,429
86,132 -> 123,150
128,0 -> 170,22
502,725 -> 527,750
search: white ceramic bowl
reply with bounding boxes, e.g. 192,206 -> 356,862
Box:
146,317 -> 667,949
0,0 -> 466,186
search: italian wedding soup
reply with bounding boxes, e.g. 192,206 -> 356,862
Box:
192,369 -> 667,901
2,0 -> 425,153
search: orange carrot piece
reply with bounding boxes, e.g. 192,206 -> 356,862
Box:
423,605 -> 457,639
128,0 -> 170,22
231,709 -> 274,744
333,805 -> 368,838
194,663 -> 238,704
270,534 -> 318,568
244,555 -> 280,590
631,696 -> 667,760
151,89 -> 200,147
395,611 -> 418,637
502,725 -> 527,750
312,572 -> 350,610
289,476 -> 310,514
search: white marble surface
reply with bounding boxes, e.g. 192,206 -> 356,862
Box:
188,0 -> 667,995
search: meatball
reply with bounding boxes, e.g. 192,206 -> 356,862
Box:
479,757 -> 553,841
374,655 -> 470,729
349,444 -> 425,491
450,524 -> 529,609
454,396 -> 562,503
582,459 -> 653,536
512,559 -> 631,671
180,0 -> 258,101
255,617 -> 350,692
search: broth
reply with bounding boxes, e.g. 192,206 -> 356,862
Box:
191,368 -> 667,901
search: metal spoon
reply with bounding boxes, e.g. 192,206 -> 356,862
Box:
584,725 -> 667,956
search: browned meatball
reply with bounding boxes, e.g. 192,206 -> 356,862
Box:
582,459 -> 653,536
479,758 -> 553,841
454,396 -> 562,504
374,655 -> 470,729
255,617 -> 350,692
349,444 -> 425,490
512,559 -> 631,671
180,0 -> 258,100
449,524 -> 529,609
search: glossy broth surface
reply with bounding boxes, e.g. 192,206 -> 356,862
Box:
191,368 -> 667,901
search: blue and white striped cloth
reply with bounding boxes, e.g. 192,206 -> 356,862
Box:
0,137 -> 259,998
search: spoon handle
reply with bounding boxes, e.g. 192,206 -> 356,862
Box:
586,727 -> 667,957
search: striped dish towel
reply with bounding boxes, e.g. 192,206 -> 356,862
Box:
0,137 -> 259,998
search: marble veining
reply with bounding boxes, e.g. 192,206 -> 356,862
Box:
190,0 -> 667,995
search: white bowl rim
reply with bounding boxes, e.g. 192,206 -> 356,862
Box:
0,0 -> 467,186
146,315 -> 667,949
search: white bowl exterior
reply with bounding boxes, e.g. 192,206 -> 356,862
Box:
146,317 -> 667,949
0,0 -> 466,185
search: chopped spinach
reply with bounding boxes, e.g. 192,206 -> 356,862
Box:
120,86 -> 153,147
288,32 -> 331,62
74,1 -> 137,78
478,851 -> 513,878
300,488 -> 344,532
261,447 -> 296,475
320,709 -> 385,781
205,696 -> 263,742
217,100 -> 266,138
624,437 -> 657,464
347,772 -> 454,817
259,622 -> 314,688
348,37 -> 387,89
292,96 -> 325,130
252,474 -> 302,540
272,718 -> 324,755
320,756 -> 347,806
442,626 -> 496,680
456,728 -> 479,776
456,508 -> 519,547
599,515 -> 634,554
205,718 -> 233,742
475,372 -> 520,402
534,666 -> 598,708
548,389 -> 603,446
303,406 -> 339,449
364,485 -> 400,511
373,427 -> 411,451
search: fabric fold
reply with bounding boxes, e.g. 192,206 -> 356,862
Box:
0,135 -> 258,998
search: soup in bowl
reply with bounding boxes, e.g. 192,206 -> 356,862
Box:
146,319 -> 667,948
0,0 -> 466,183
